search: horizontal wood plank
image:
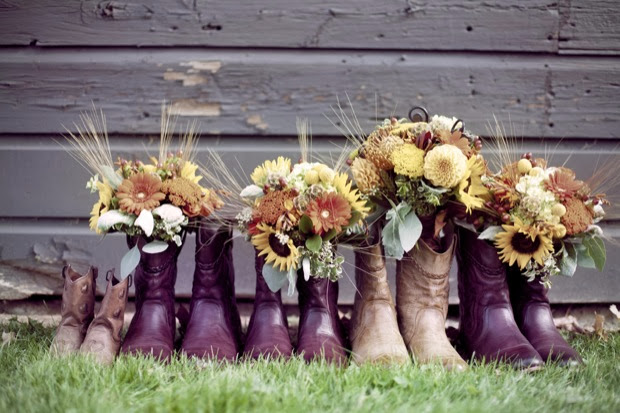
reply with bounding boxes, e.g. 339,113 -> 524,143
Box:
559,0 -> 620,54
1,49 -> 619,137
0,0 -> 560,52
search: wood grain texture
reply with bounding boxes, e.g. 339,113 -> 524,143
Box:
0,0 -> 560,51
1,49 -> 619,137
559,0 -> 620,54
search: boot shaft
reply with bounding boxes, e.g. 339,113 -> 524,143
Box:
193,223 -> 235,302
354,243 -> 392,303
297,275 -> 339,315
253,252 -> 285,304
59,265 -> 97,325
90,271 -> 130,342
128,236 -> 179,305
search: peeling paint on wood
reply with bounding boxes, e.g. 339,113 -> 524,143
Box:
180,61 -> 222,73
169,100 -> 221,117
246,114 -> 268,131
163,72 -> 208,86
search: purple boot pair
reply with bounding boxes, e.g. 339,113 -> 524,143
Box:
244,254 -> 347,364
456,228 -> 582,368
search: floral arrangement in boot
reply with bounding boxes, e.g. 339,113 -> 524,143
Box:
236,121 -> 369,294
65,106 -> 223,278
341,106 -> 486,259
474,152 -> 608,286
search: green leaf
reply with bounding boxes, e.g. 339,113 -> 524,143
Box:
583,236 -> 606,271
120,245 -> 140,280
100,165 -> 123,189
576,243 -> 596,269
346,211 -> 362,229
558,241 -> 578,277
382,207 -> 404,260
322,228 -> 338,242
262,263 -> 288,293
299,215 -> 313,234
305,234 -> 323,252
398,211 -> 422,253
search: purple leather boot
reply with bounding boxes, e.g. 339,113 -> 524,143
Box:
121,237 -> 180,361
296,276 -> 348,364
243,254 -> 293,359
456,227 -> 544,369
180,224 -> 242,361
508,270 -> 582,366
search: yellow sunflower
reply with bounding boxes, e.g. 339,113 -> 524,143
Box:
89,180 -> 114,234
251,223 -> 299,272
250,156 -> 291,186
332,172 -> 370,221
495,220 -> 554,270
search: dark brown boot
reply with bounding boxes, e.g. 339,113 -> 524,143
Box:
181,224 -> 242,361
243,253 -> 293,359
508,270 -> 582,366
50,265 -> 97,355
121,237 -> 180,361
80,270 -> 130,365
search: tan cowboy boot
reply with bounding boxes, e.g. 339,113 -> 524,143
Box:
50,265 -> 97,355
396,235 -> 468,371
80,270 -> 130,365
350,242 -> 409,365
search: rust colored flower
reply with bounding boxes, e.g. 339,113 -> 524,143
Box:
161,177 -> 204,217
561,197 -> 594,235
546,168 -> 584,201
116,173 -> 165,215
256,190 -> 296,225
200,189 -> 224,217
305,192 -> 352,235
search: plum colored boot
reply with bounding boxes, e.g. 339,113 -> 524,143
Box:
350,242 -> 409,365
80,270 -> 130,365
456,227 -> 544,369
50,265 -> 97,355
297,276 -> 347,364
243,254 -> 293,359
396,235 -> 468,371
508,271 -> 582,366
181,224 -> 242,361
121,237 -> 180,361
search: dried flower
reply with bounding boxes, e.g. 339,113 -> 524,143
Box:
545,168 -> 584,201
116,173 -> 166,215
161,177 -> 204,217
351,157 -> 382,194
364,135 -> 404,170
561,197 -> 594,235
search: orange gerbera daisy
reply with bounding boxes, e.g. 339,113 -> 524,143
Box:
305,193 -> 352,235
117,173 -> 165,215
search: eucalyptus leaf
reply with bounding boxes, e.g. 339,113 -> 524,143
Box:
398,211 -> 422,253
262,263 -> 288,293
100,165 -> 123,189
583,236 -> 606,271
575,243 -> 596,269
558,241 -> 578,277
239,184 -> 264,199
478,225 -> 503,241
322,228 -> 338,242
382,210 -> 404,260
142,240 -> 169,254
305,234 -> 323,252
299,215 -> 313,234
287,267 -> 297,297
302,257 -> 311,281
120,245 -> 140,280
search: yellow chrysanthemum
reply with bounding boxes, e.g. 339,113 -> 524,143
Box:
423,144 -> 468,188
250,156 -> 291,186
180,161 -> 203,185
332,172 -> 370,221
391,144 -> 425,178
495,221 -> 554,270
456,155 -> 488,213
251,223 -> 299,271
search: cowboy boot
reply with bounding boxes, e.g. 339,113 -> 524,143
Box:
243,253 -> 293,359
350,242 -> 409,365
121,237 -> 180,361
396,233 -> 468,371
508,270 -> 582,366
181,223 -> 242,361
50,265 -> 97,355
456,227 -> 544,369
297,275 -> 347,364
80,270 -> 130,365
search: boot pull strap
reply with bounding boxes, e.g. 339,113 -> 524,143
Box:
105,269 -> 115,282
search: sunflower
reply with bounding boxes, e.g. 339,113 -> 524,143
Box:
495,221 -> 554,269
332,172 -> 371,218
251,223 -> 299,271
305,192 -> 352,235
250,156 -> 291,186
116,173 -> 165,215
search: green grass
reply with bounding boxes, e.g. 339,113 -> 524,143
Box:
0,319 -> 618,413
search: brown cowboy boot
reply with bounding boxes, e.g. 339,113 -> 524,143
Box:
396,233 -> 468,371
50,265 -> 97,355
80,270 -> 130,365
350,242 -> 409,365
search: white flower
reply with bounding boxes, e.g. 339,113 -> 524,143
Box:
134,209 -> 154,237
153,204 -> 185,227
86,174 -> 100,194
429,115 -> 459,132
97,210 -> 135,232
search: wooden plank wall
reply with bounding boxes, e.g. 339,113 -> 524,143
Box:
0,0 -> 619,303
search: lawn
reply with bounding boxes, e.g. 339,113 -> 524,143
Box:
0,318 -> 618,413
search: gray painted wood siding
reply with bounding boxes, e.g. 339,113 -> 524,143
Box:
0,1 -> 619,303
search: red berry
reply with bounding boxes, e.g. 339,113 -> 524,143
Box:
263,184 -> 270,194
502,213 -> 510,222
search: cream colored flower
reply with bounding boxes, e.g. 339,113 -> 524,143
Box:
423,144 -> 468,188
351,157 -> 382,194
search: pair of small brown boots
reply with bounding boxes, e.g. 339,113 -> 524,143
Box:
349,226 -> 467,370
49,265 -> 130,365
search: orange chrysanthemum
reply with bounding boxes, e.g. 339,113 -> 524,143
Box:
561,197 -> 594,235
116,173 -> 165,215
161,177 -> 204,217
305,193 -> 352,235
546,168 -> 584,201
256,190 -> 296,225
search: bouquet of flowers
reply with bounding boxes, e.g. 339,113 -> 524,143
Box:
346,107 -> 486,258
65,106 -> 223,278
476,153 -> 608,286
236,131 -> 369,294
